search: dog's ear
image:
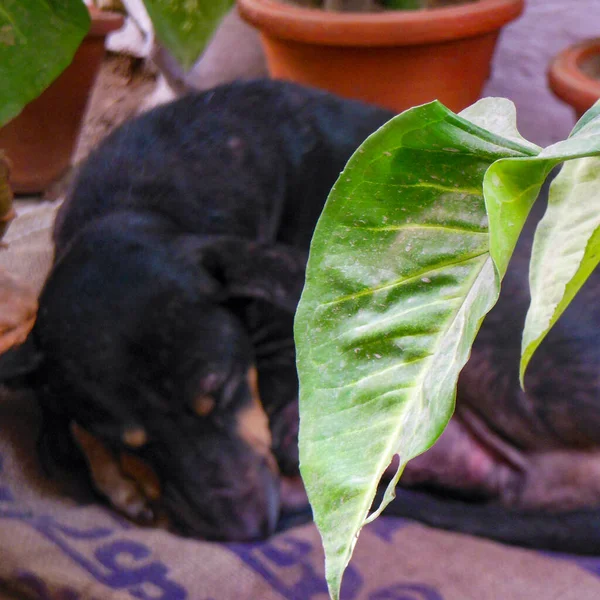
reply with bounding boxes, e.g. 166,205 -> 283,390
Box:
0,335 -> 44,385
176,236 -> 308,312
208,239 -> 308,311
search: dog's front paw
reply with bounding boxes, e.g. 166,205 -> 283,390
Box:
70,422 -> 162,524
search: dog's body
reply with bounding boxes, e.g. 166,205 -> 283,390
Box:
21,81 -> 394,540
2,80 -> 600,550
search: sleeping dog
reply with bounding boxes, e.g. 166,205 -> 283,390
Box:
2,80 -> 600,551
2,80 -> 392,540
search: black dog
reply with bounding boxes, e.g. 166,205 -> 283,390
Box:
2,81 -> 600,551
2,81 -> 392,541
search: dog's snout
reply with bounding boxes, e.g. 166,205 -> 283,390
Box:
238,459 -> 281,540
154,421 -> 282,542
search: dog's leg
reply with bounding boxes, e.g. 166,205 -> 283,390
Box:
70,422 -> 159,523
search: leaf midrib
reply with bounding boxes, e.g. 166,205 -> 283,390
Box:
318,251 -> 492,594
318,250 -> 487,309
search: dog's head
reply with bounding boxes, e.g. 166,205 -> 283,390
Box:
0,215 -> 306,541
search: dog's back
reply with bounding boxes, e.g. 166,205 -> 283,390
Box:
55,80 -> 393,254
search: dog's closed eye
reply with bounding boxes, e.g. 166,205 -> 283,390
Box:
188,371 -> 227,417
193,394 -> 216,417
122,426 -> 148,448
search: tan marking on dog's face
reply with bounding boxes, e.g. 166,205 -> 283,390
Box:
193,394 -> 215,417
120,452 -> 161,500
236,367 -> 278,473
122,427 -> 148,448
70,422 -> 154,523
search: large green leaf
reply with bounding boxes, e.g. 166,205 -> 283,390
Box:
520,157 -> 600,381
520,123 -> 600,382
519,102 -> 600,382
295,98 -> 540,600
0,0 -> 90,127
484,101 -> 600,383
483,106 -> 600,284
296,96 -> 600,599
142,0 -> 234,71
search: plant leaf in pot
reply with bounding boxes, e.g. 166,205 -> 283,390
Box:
0,0 -> 91,128
0,2 -> 123,194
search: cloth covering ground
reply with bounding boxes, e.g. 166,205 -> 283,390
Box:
1,202 -> 600,600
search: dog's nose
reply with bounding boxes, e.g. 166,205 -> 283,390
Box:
237,458 -> 281,541
263,466 -> 281,536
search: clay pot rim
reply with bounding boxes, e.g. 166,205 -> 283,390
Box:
88,6 -> 125,38
548,38 -> 600,114
237,0 -> 524,47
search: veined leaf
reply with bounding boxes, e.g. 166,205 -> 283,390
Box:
568,99 -> 600,138
0,0 -> 90,127
521,154 -> 600,382
459,96 -> 541,154
142,0 -> 234,71
295,98 -> 541,600
483,103 -> 600,283
297,95 -> 600,599
481,100 -> 600,382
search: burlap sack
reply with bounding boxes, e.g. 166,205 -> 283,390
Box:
0,200 -> 59,296
1,202 -> 599,600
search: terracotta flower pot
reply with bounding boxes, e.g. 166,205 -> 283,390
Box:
0,8 -> 123,195
237,0 -> 524,114
548,39 -> 600,120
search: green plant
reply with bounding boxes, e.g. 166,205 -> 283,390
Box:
0,0 -> 90,128
0,0 -> 231,228
0,0 -> 233,129
295,97 -> 600,599
141,0 -> 234,70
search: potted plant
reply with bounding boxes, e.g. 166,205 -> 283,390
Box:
0,0 -> 234,194
295,96 -> 600,599
548,38 -> 600,119
0,4 -> 124,194
237,0 -> 524,113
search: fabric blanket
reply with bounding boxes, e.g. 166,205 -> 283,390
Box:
1,201 -> 600,600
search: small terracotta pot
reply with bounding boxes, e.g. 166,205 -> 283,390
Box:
548,39 -> 600,120
0,8 -> 123,195
237,0 -> 524,114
